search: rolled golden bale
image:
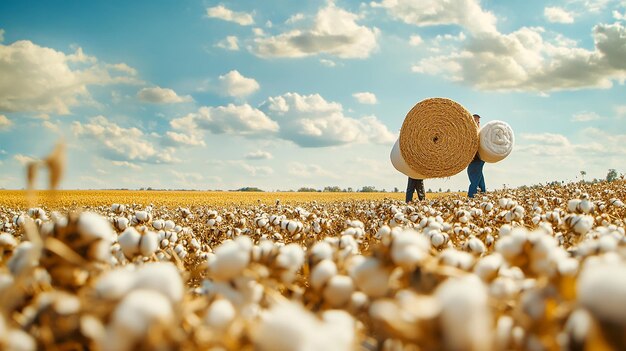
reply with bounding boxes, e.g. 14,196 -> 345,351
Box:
394,98 -> 479,179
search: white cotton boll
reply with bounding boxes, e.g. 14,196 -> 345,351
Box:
473,253 -> 504,281
12,214 -> 26,228
568,199 -> 581,213
102,289 -> 173,351
133,262 -> 184,303
557,257 -> 579,277
564,309 -> 592,347
390,229 -> 430,268
209,236 -> 252,281
164,220 -> 175,231
531,233 -> 557,258
598,235 -> 618,252
118,227 -> 141,259
499,224 -> 512,237
351,257 -> 389,298
174,244 -> 187,259
375,225 -> 391,240
0,232 -> 17,249
495,315 -> 514,350
152,219 -> 164,230
138,231 -> 158,257
435,275 -> 492,351
5,329 -> 37,351
440,249 -> 475,271
276,243 -> 305,280
579,200 -> 594,214
577,261 -> 626,324
338,235 -> 359,255
350,291 -> 369,310
467,236 -> 486,255
7,241 -> 37,276
205,298 -> 236,331
134,211 -> 150,223
113,217 -> 129,231
323,275 -> 354,308
95,269 -> 136,300
609,198 -> 624,208
489,277 -> 520,300
430,231 -> 447,248
174,225 -> 183,233
573,215 -> 594,235
311,259 -> 337,290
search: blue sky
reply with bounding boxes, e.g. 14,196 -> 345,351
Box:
1,0 -> 625,191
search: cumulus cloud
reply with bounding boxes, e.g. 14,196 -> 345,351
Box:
409,34 -> 423,46
14,154 -> 38,165
0,40 -> 139,115
177,104 -> 278,136
218,70 -> 260,98
245,150 -> 273,160
112,160 -> 142,170
0,29 -> 4,42
544,7 -> 575,23
216,36 -> 240,50
261,92 -> 395,147
0,114 -> 12,130
165,131 -> 206,147
206,5 -> 254,26
42,120 -> 60,132
171,170 -> 204,186
616,105 -> 626,118
572,111 -> 601,122
251,2 -> 379,59
72,115 -> 176,163
137,86 -> 193,103
231,161 -> 274,176
352,92 -> 377,104
614,10 -> 626,20
320,59 -> 336,67
410,18 -> 626,92
371,0 -> 498,35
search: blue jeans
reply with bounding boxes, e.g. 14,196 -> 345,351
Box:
467,160 -> 486,198
406,178 -> 425,202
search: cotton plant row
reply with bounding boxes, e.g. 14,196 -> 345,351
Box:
0,180 -> 625,350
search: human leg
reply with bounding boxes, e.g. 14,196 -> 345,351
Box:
406,178 -> 417,203
416,179 -> 425,201
467,164 -> 480,198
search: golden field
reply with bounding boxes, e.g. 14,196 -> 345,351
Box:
0,190 -> 457,208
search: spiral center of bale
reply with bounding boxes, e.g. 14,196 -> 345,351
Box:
399,98 -> 479,178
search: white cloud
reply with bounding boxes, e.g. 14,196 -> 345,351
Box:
614,10 -> 626,20
288,162 -> 339,179
216,36 -> 240,50
112,160 -> 142,170
0,40 -> 139,115
261,92 -> 395,147
188,104 -> 279,136
286,13 -> 305,24
0,29 -> 4,42
14,154 -> 38,165
137,86 -> 193,103
206,5 -> 254,26
521,133 -> 571,147
0,114 -> 12,130
411,19 -> 626,92
252,2 -> 379,59
72,115 -> 176,163
371,0 -> 498,35
165,131 -> 206,147
245,150 -> 273,160
320,59 -> 336,67
352,92 -> 378,104
409,34 -> 423,46
218,70 -> 260,98
231,161 -> 274,176
42,120 -> 60,132
171,170 -> 204,186
572,111 -> 601,122
544,7 -> 575,24
570,0 -> 612,13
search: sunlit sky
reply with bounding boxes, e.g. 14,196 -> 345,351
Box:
1,0 -> 625,191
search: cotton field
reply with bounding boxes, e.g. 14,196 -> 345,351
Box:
1,180 -> 626,351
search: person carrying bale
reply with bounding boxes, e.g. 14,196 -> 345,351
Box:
467,114 -> 486,198
406,177 -> 425,203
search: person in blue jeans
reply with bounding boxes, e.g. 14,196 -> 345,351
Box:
406,177 -> 425,203
467,114 -> 486,198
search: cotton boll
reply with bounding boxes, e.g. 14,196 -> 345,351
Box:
205,298 -> 236,331
95,269 -> 136,300
435,275 -> 492,351
0,232 -> 17,250
133,263 -> 184,303
152,219 -> 164,230
134,210 -> 150,223
499,224 -> 512,237
102,289 -> 174,351
311,259 -> 337,290
467,236 -> 486,255
375,225 -> 391,240
5,329 -> 37,351
138,231 -> 158,257
598,235 -> 618,252
113,217 -> 129,231
495,315 -> 514,350
390,229 -> 430,268
473,253 -> 504,281
118,227 -> 141,259
338,235 -> 359,256
164,220 -> 175,231
489,277 -> 521,300
349,291 -> 369,311
430,232 -> 447,248
209,236 -> 252,281
323,275 -> 354,308
7,241 -> 37,276
440,249 -> 475,271
174,244 -> 188,259
557,257 -> 579,277
577,261 -> 626,324
276,243 -> 305,284
351,257 -> 390,298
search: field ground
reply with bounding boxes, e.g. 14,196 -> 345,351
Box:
0,190 -> 462,208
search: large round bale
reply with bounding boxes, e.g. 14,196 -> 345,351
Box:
478,120 -> 515,163
392,98 -> 479,179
